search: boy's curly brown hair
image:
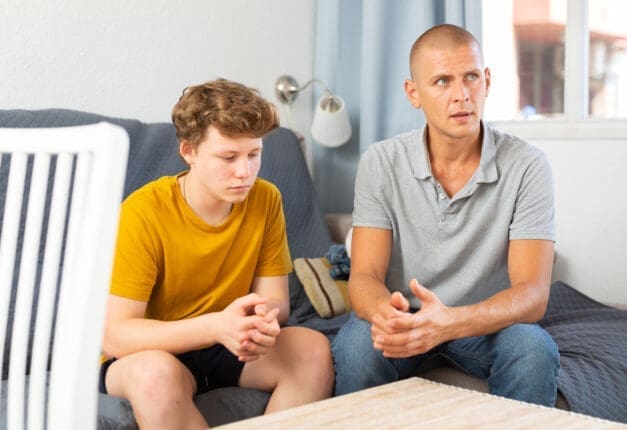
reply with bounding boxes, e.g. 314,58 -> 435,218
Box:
171,78 -> 279,147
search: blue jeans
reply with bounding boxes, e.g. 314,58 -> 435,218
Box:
331,312 -> 559,406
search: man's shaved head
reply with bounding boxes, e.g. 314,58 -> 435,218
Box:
409,24 -> 483,80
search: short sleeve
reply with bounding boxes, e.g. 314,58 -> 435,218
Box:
109,197 -> 160,301
509,152 -> 556,241
254,187 -> 293,277
352,148 -> 392,229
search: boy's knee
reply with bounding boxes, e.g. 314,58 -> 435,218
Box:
300,330 -> 334,373
275,328 -> 334,396
275,327 -> 332,371
307,333 -> 335,391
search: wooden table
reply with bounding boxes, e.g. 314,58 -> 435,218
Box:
216,377 -> 624,429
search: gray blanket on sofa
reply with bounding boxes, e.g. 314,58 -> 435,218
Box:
539,281 -> 627,423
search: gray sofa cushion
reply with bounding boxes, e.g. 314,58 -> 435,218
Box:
96,388 -> 269,429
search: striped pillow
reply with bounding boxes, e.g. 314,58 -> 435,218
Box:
293,257 -> 351,318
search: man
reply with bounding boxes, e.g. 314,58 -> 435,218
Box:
332,24 -> 559,406
101,78 -> 334,429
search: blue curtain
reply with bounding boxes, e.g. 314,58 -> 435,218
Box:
312,0 -> 480,213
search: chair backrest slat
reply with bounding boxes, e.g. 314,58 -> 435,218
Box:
7,153 -> 51,430
0,153 -> 27,394
28,154 -> 74,430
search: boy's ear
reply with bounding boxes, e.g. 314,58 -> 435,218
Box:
179,140 -> 195,165
404,79 -> 421,109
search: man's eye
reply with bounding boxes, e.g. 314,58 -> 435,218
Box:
222,156 -> 236,161
248,152 -> 260,159
436,78 -> 448,86
467,74 -> 479,81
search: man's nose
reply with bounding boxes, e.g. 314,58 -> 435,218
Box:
453,81 -> 470,102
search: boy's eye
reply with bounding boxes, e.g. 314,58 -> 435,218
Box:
221,155 -> 236,161
248,152 -> 260,159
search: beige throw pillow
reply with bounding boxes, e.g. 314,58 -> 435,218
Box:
293,257 -> 351,318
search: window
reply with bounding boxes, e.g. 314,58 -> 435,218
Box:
481,0 -> 627,121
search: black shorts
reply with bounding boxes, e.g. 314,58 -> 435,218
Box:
99,344 -> 245,395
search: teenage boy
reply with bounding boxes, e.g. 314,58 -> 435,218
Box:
101,79 -> 334,429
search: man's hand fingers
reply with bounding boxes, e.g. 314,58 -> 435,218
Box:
390,291 -> 410,312
387,312 -> 422,331
409,279 -> 437,306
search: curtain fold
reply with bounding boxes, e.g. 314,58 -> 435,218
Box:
313,0 -> 479,213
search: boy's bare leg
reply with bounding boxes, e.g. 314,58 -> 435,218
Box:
239,326 -> 334,412
105,350 -> 208,430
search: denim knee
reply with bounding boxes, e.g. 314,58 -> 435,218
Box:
499,324 -> 559,374
490,324 -> 560,406
331,313 -> 398,395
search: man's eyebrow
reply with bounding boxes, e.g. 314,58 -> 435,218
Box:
429,73 -> 452,81
429,69 -> 481,80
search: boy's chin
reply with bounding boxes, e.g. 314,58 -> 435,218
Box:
223,193 -> 249,204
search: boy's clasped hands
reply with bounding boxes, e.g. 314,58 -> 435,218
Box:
219,293 -> 280,362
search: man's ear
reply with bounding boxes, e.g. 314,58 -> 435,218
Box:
179,140 -> 195,165
404,79 -> 421,109
484,67 -> 491,97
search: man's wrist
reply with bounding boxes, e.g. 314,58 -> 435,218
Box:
448,305 -> 472,339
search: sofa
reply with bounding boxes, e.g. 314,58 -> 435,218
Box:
1,108 -> 625,428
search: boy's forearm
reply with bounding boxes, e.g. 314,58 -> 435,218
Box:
264,296 -> 290,325
103,312 -> 219,358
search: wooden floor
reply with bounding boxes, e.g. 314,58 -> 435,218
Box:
216,377 -> 625,429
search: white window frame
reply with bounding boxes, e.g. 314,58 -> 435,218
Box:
472,0 -> 627,131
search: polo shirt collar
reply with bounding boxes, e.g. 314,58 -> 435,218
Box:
412,122 -> 498,184
476,122 -> 498,184
413,127 -> 432,180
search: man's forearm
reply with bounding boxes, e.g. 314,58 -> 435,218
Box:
348,273 -> 392,322
448,281 -> 549,339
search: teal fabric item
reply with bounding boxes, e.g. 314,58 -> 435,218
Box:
325,244 -> 350,280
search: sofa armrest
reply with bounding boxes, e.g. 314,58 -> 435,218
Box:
325,213 -> 352,244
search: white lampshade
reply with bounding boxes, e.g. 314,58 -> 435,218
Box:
310,94 -> 352,147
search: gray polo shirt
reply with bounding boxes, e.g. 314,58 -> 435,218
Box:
353,122 -> 555,308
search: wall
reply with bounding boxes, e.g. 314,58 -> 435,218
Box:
0,0 -> 315,134
496,121 -> 627,306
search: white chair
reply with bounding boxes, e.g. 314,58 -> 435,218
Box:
0,123 -> 129,430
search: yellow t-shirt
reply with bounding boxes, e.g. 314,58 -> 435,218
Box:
109,174 -> 293,321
